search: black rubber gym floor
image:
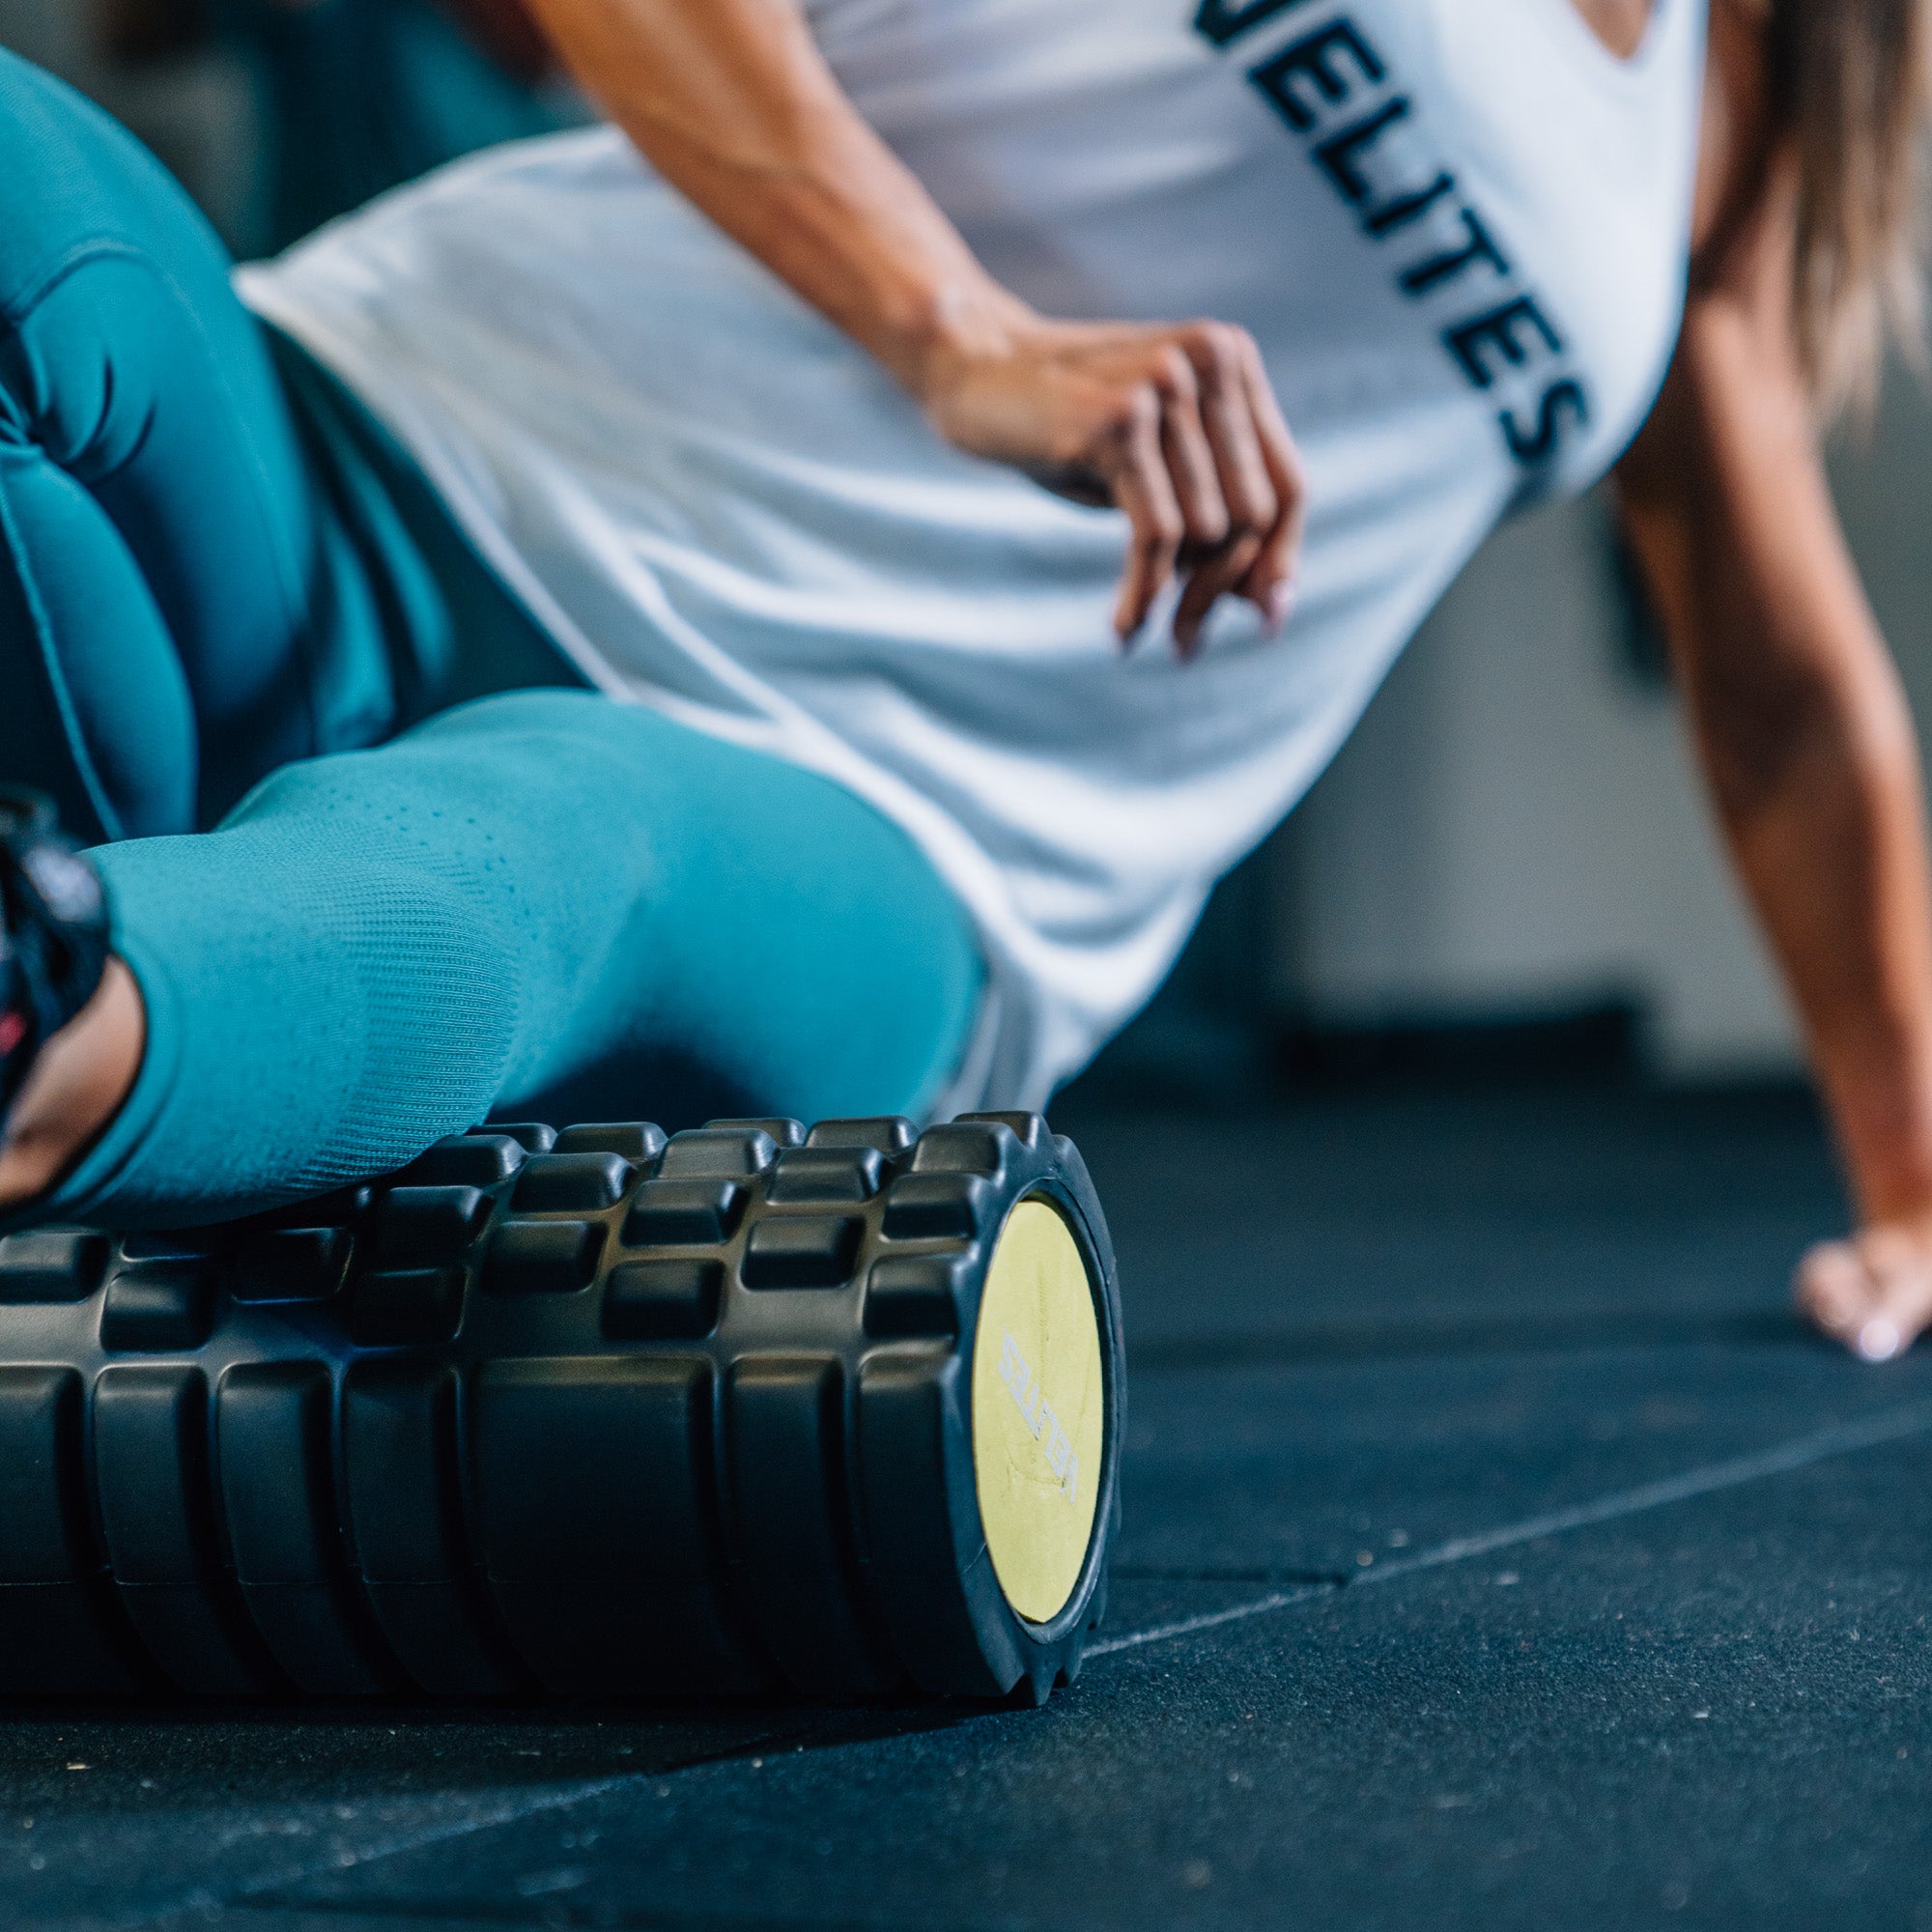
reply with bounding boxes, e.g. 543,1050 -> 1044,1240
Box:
6,1083 -> 1929,1930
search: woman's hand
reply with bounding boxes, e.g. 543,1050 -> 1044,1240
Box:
920,311 -> 1306,654
527,0 -> 1305,659
1796,1218 -> 1932,1361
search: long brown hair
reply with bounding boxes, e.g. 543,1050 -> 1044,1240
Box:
1758,0 -> 1932,413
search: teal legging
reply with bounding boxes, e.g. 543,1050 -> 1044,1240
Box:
0,52 -> 981,1228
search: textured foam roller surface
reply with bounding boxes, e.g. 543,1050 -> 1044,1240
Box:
0,1114 -> 1122,1705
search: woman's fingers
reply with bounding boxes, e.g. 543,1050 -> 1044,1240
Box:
1166,324 -> 1281,654
1099,384 -> 1186,641
1234,335 -> 1307,619
963,317 -> 1304,648
1796,1238 -> 1875,1346
1181,325 -> 1277,550
1126,325 -> 1298,654
1795,1230 -> 1932,1360
1852,1231 -> 1932,1359
1175,534 -> 1262,659
1149,346 -> 1232,556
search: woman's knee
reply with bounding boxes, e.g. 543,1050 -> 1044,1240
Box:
0,241 -> 264,843
0,435 -> 201,842
0,64 -> 360,836
0,51 -> 234,322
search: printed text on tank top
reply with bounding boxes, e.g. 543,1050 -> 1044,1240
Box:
1195,0 -> 1613,478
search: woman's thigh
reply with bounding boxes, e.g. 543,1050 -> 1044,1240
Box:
68,692 -> 983,1225
0,50 -> 397,841
435,695 -> 987,1133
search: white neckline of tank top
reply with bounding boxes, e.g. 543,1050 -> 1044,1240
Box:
1546,0 -> 1674,88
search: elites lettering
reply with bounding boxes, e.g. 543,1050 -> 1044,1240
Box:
1193,1 -> 1590,473
1194,0 -> 1308,45
1248,19 -> 1383,128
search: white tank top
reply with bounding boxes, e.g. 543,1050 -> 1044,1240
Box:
239,0 -> 1708,1109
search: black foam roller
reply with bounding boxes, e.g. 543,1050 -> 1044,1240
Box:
0,1112 -> 1122,1704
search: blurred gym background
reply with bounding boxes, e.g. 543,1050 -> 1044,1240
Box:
9,0 -> 1932,1109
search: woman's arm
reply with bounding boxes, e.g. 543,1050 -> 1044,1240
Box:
1617,12 -> 1932,1358
519,0 -> 1303,652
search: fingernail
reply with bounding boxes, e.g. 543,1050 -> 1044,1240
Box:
1856,1316 -> 1904,1362
1265,582 -> 1295,633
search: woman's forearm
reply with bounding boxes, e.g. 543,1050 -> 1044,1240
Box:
1721,664 -> 1932,1221
519,0 -> 1025,392
1621,311 -> 1932,1223
518,0 -> 1307,647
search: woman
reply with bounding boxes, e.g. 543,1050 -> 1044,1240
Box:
0,1 -> 1927,1359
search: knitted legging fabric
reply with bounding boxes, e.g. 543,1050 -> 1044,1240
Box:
0,50 -> 980,1228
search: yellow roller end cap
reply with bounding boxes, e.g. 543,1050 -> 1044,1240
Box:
971,1196 -> 1105,1626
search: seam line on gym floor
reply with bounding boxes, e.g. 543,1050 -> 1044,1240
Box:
217,1901 -> 976,1931
1126,1307 -> 1805,1371
132,1397 -> 1932,1929
216,1894 -> 984,1931
133,1726 -> 822,1932
1088,1395 -> 1932,1658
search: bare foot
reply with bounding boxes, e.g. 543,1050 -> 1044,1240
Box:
0,958 -> 146,1213
1795,1217 -> 1932,1362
